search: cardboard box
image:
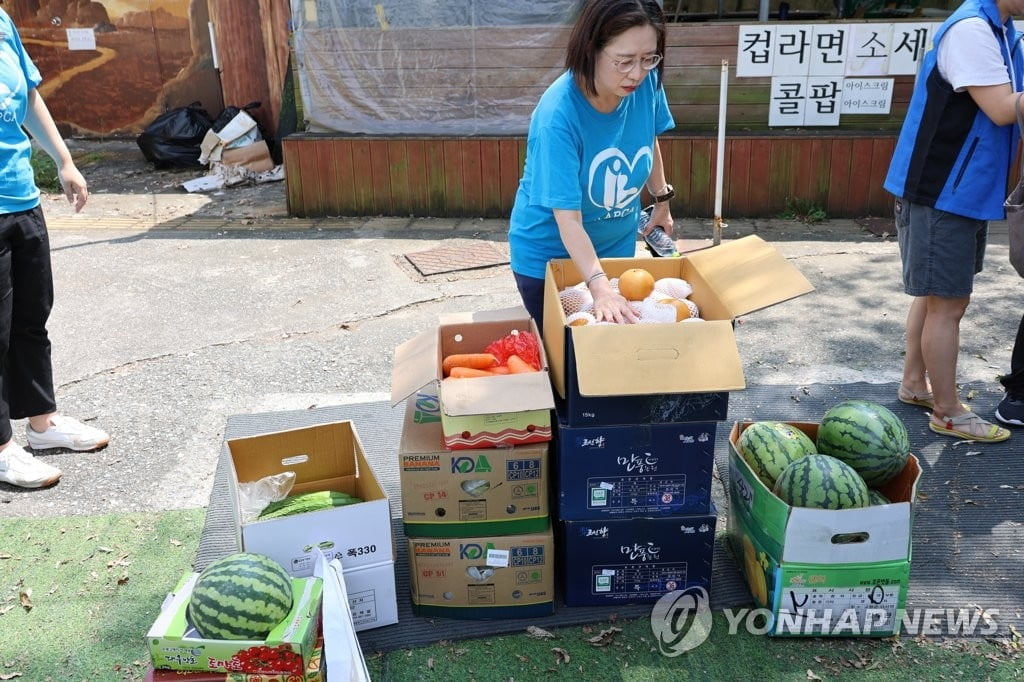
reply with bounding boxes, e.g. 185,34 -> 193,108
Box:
560,510 -> 717,606
727,421 -> 922,637
555,419 -> 715,519
343,559 -> 399,632
392,308 -> 555,450
227,421 -> 393,576
399,389 -> 550,537
543,236 -> 814,426
147,573 -> 321,674
146,639 -> 324,681
408,529 -> 555,619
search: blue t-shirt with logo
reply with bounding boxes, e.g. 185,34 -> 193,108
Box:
509,70 -> 675,279
0,9 -> 42,213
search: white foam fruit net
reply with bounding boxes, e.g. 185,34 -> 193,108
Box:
558,275 -> 702,326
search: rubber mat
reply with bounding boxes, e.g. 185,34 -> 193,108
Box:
195,382 -> 1023,652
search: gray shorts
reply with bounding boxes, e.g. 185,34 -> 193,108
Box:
894,198 -> 987,298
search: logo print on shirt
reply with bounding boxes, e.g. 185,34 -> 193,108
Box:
588,146 -> 652,210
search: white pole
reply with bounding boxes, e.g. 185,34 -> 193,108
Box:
713,59 -> 728,246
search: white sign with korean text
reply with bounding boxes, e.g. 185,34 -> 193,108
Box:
770,77 -> 807,126
809,25 -> 850,76
804,77 -> 844,126
888,23 -> 935,76
845,23 -> 893,76
774,26 -> 812,76
737,25 -> 775,77
841,78 -> 895,115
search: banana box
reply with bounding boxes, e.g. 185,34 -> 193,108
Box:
399,389 -> 549,537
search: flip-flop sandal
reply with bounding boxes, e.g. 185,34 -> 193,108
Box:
929,412 -> 1011,443
898,386 -> 934,409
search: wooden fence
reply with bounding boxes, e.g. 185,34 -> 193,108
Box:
284,23 -> 908,218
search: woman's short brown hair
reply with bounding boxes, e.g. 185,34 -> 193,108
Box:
565,0 -> 667,97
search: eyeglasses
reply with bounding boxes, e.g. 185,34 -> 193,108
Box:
607,53 -> 662,73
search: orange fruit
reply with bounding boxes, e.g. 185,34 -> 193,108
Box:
659,298 -> 692,321
569,317 -> 589,327
618,268 -> 655,300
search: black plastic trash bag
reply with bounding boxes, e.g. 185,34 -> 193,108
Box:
136,102 -> 214,169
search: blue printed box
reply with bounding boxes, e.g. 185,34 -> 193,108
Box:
560,509 -> 717,606
555,420 -> 715,520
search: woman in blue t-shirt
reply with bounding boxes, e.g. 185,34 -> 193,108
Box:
0,9 -> 111,491
508,0 -> 676,329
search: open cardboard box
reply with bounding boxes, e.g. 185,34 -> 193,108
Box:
227,421 -> 393,577
147,572 -> 321,674
392,308 -> 555,449
727,420 -> 922,636
543,236 -> 814,426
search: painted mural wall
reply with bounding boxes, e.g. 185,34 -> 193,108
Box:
6,0 -> 223,136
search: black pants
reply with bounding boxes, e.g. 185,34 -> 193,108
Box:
513,271 -> 545,330
1000,311 -> 1024,399
0,207 -> 56,443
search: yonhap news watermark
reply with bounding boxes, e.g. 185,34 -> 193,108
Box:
650,588 -> 1001,656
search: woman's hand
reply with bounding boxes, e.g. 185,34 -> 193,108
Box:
588,277 -> 638,324
648,201 -> 674,237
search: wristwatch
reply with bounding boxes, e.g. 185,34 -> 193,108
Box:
652,184 -> 675,203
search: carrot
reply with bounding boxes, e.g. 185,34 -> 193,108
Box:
442,352 -> 499,376
506,354 -> 538,374
490,365 -> 511,374
448,366 -> 496,378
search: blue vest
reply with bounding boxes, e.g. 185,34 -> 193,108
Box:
883,0 -> 1024,220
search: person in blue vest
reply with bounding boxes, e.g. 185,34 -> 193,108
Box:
0,9 -> 110,489
883,0 -> 1024,442
508,0 -> 677,329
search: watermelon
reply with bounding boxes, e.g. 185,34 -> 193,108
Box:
188,553 -> 294,640
816,400 -> 910,487
772,454 -> 869,510
737,421 -> 817,489
867,489 -> 890,506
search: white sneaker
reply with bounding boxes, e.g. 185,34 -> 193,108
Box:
0,442 -> 62,488
26,415 -> 110,452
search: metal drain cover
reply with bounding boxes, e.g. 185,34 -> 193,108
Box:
404,242 -> 509,276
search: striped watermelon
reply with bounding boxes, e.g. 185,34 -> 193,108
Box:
737,421 -> 817,489
816,400 -> 910,486
772,454 -> 869,510
188,553 -> 294,640
867,489 -> 890,506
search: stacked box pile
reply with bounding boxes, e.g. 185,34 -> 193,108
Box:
392,310 -> 558,619
542,237 -> 815,606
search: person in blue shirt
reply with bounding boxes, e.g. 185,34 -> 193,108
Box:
883,0 -> 1024,443
0,9 -> 110,490
508,0 -> 676,329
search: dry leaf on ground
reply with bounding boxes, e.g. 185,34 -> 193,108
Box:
526,625 -> 556,639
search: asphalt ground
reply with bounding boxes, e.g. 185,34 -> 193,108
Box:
0,170 -> 1021,518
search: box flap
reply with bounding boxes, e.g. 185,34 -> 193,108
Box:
571,321 -> 745,396
391,329 -> 440,405
227,421 -> 359,486
440,372 -> 555,415
685,235 -> 815,319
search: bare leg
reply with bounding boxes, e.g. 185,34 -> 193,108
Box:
901,296 -> 929,396
921,294 -> 969,420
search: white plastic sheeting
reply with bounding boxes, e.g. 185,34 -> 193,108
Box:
290,0 -> 580,135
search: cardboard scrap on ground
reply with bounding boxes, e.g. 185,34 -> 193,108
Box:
185,109 -> 279,193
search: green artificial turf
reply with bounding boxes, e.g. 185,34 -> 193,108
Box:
1,511 -> 1021,681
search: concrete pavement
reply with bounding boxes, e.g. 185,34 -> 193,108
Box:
1,202 -> 1020,518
